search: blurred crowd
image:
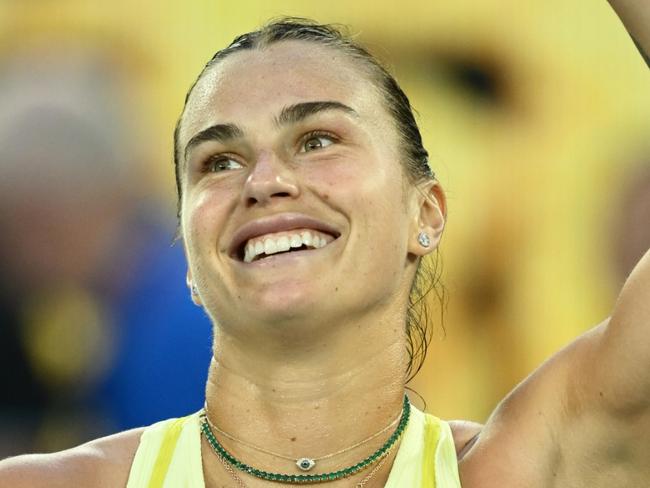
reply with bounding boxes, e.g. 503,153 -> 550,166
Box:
0,38 -> 212,457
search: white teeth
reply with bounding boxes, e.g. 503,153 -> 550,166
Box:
290,234 -> 302,248
301,231 -> 313,247
264,239 -> 277,255
255,241 -> 264,255
244,246 -> 250,263
276,236 -> 291,252
241,229 -> 334,263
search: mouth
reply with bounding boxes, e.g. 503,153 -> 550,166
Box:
233,229 -> 340,265
227,213 -> 342,262
236,242 -> 318,262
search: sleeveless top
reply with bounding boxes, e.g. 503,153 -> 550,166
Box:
126,403 -> 462,487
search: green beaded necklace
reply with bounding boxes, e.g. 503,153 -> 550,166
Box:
200,394 -> 410,484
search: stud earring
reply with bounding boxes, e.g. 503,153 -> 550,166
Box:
418,232 -> 430,248
189,283 -> 202,307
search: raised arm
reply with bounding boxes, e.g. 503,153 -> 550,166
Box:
607,0 -> 650,66
461,5 -> 649,482
459,253 -> 650,485
583,248 -> 650,414
570,0 -> 650,453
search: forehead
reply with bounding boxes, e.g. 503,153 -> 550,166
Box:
180,40 -> 385,143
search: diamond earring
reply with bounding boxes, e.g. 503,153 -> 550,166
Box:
418,232 -> 430,248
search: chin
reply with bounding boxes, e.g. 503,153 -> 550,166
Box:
248,283 -> 320,318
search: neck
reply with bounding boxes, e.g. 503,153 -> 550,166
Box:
202,318 -> 409,486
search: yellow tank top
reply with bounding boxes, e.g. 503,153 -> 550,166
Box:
126,403 -> 461,487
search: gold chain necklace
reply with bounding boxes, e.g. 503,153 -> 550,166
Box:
203,403 -> 402,471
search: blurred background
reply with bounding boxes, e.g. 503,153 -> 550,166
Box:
0,0 -> 648,457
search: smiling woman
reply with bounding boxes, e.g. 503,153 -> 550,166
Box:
1,4 -> 649,488
170,21 -> 451,486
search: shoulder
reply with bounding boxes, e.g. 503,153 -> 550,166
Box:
457,320 -> 610,486
447,420 -> 482,460
0,427 -> 145,488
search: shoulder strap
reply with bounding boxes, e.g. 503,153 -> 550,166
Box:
421,414 -> 442,487
146,417 -> 188,488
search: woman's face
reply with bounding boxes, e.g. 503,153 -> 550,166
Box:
177,41 -> 433,339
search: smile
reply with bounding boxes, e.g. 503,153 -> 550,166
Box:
239,228 -> 336,263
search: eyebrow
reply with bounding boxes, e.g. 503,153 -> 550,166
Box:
184,123 -> 244,161
183,100 -> 358,161
274,100 -> 358,127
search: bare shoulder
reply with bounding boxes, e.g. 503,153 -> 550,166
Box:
458,319 -> 609,487
447,420 -> 482,459
0,427 -> 145,488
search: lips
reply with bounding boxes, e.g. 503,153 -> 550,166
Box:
228,213 -> 341,260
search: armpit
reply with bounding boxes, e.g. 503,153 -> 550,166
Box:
448,420 -> 483,458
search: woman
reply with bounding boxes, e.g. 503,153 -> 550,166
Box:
1,1 -> 648,486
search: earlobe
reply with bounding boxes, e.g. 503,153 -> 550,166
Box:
187,271 -> 202,306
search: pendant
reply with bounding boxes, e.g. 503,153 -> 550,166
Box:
296,458 -> 316,471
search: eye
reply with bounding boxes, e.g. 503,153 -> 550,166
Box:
204,155 -> 242,173
301,132 -> 336,152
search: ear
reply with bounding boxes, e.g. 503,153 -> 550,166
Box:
408,179 -> 446,257
180,231 -> 202,306
186,270 -> 202,306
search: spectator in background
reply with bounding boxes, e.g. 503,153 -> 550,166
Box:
0,43 -> 211,457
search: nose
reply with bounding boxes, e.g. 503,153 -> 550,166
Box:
240,151 -> 299,207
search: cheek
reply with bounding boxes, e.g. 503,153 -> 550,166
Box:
315,158 -> 396,214
182,185 -> 233,258
311,158 -> 404,250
